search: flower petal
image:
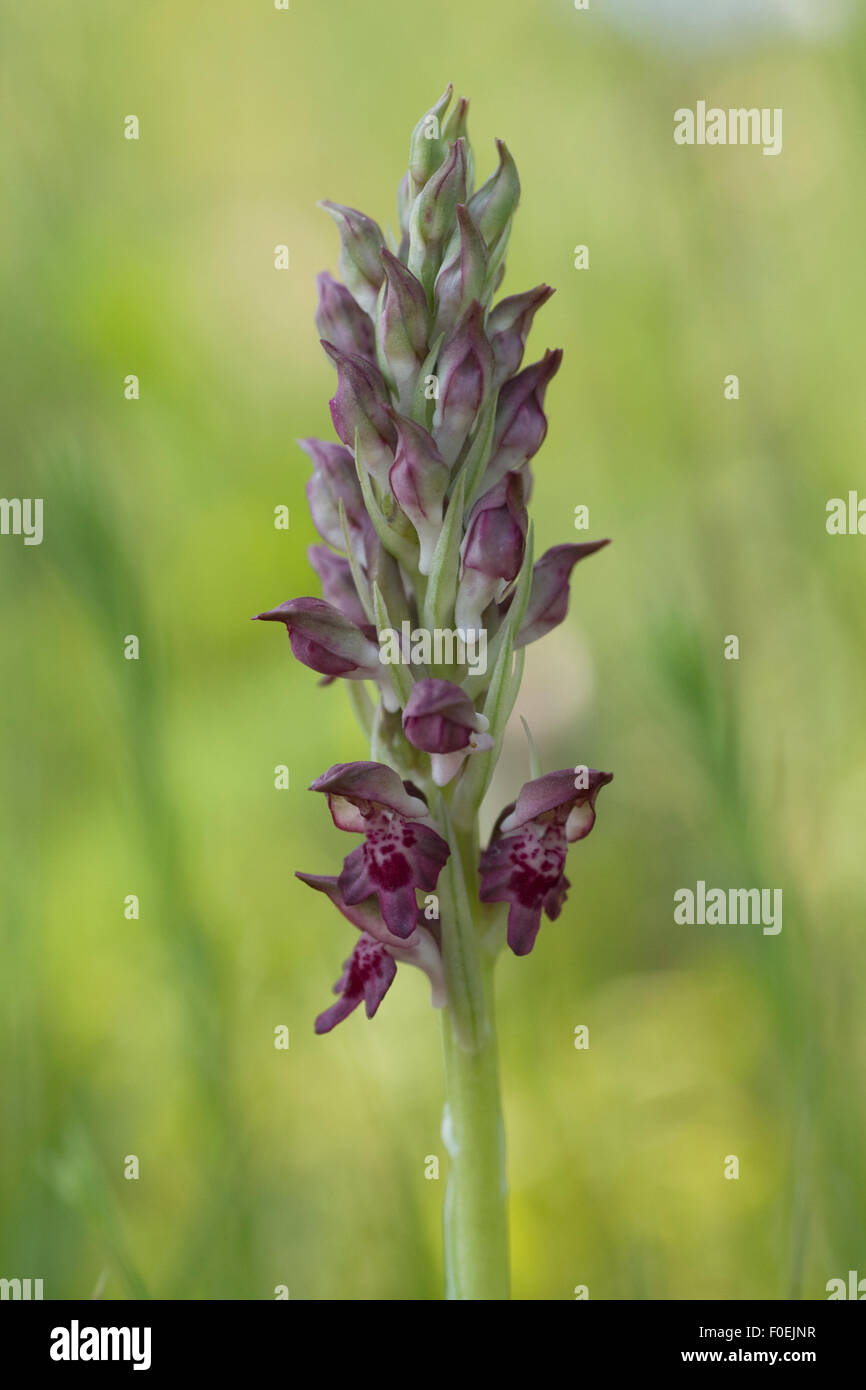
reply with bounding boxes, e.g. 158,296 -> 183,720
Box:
498,768 -> 612,834
314,933 -> 397,1033
309,761 -> 430,819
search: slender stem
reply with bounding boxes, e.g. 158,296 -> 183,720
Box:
440,977 -> 509,1300
436,806 -> 510,1300
435,803 -> 486,1050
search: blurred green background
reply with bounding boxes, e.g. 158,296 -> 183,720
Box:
2,0 -> 865,1300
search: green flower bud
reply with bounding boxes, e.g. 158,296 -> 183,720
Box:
442,96 -> 474,194
433,204 -> 489,340
467,140 -> 520,253
408,139 -> 468,295
319,201 -> 386,315
377,249 -> 430,409
408,83 -> 454,194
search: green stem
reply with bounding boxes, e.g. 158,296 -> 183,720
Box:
435,806 -> 510,1300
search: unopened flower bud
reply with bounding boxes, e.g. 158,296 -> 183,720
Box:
408,139 -> 468,290
433,204 -> 488,340
487,284 -> 554,388
455,471 -> 528,631
385,410 -> 450,575
442,96 -> 474,191
315,272 -> 375,361
403,677 -> 493,785
299,437 -> 368,552
253,596 -> 381,681
482,349 -> 562,491
431,300 -> 494,467
467,140 -> 520,251
409,83 -> 454,193
321,340 -> 397,489
377,249 -> 429,407
318,201 -> 386,315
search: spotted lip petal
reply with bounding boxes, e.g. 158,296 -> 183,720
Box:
480,823 -> 570,956
339,821 -> 450,938
480,768 -> 612,955
296,872 -> 446,1011
308,761 -> 451,939
314,933 -> 397,1033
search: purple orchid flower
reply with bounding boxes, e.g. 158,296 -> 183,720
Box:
480,768 -> 613,957
296,871 -> 446,1032
309,762 -> 451,939
402,677 -> 494,785
313,934 -> 397,1034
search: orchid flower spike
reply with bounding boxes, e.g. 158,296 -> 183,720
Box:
253,84 -> 615,1304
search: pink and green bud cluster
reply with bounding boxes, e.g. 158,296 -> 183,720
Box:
254,86 -> 613,1030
